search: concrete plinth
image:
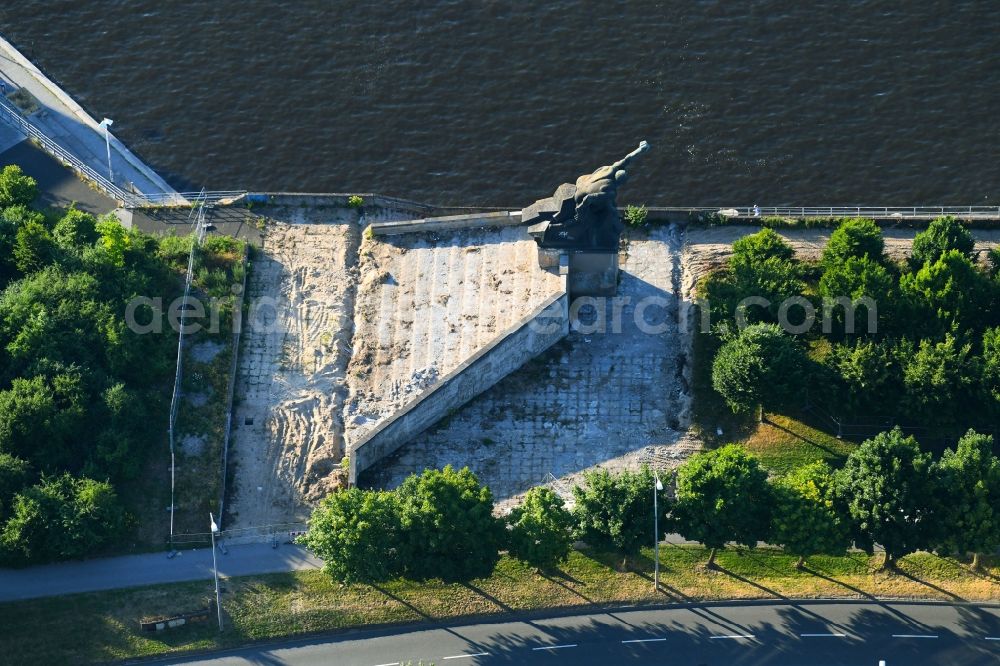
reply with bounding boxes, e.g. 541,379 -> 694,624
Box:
568,252 -> 619,296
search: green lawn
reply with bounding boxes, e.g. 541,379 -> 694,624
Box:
2,546 -> 998,665
744,413 -> 858,475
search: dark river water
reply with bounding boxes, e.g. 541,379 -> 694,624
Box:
2,1 -> 998,206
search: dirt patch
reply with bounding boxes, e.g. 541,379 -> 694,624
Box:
226,207 -> 360,529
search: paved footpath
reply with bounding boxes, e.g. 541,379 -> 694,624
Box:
0,542 -> 322,602
0,34 -> 180,199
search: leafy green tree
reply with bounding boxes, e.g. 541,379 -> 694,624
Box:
770,462 -> 851,568
0,267 -> 118,379
95,216 -> 130,268
700,229 -> 804,327
0,370 -> 88,473
711,323 -> 809,416
53,208 -> 99,249
0,473 -> 125,564
506,487 -> 574,571
572,466 -> 663,569
900,250 -> 992,335
0,453 -> 31,521
13,220 -> 58,273
0,165 -> 38,208
396,466 -> 502,582
983,327 -> 1000,408
988,247 -> 1000,278
909,216 -> 974,269
827,339 -> 908,417
932,430 -> 1000,569
300,487 -> 401,584
835,428 -> 935,569
903,335 -> 979,426
731,228 -> 795,265
671,444 -> 773,568
819,256 -> 896,337
823,218 -> 885,265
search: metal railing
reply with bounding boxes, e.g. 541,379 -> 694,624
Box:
651,205 -> 1000,219
167,195 -> 208,536
0,95 -> 244,209
169,521 -> 308,547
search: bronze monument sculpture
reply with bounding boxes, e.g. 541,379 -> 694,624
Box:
524,140 -> 650,252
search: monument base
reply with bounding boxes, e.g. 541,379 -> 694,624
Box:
567,252 -> 618,297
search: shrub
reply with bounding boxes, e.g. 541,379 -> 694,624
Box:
623,204 -> 648,228
822,218 -> 884,265
0,165 -> 38,208
506,487 -> 574,570
396,466 -> 502,582
909,215 -> 974,269
572,466 -> 663,569
299,488 -> 401,584
347,195 -> 364,209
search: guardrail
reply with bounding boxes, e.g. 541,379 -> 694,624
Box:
0,95 -> 245,209
650,205 -> 1000,219
167,197 -> 208,537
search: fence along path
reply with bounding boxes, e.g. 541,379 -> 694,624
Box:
0,95 -> 243,208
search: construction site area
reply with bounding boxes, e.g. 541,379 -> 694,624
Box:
221,201 -> 1000,529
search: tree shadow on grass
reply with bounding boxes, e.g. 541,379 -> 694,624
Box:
713,563 -> 789,600
539,570 -> 596,604
460,581 -> 514,613
800,564 -> 880,602
370,583 -> 435,621
764,415 -> 842,458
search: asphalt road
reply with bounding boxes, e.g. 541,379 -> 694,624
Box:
0,137 -> 117,214
0,542 -> 321,602
162,601 -> 1000,665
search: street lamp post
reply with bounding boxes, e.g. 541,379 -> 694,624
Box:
98,118 -> 113,183
209,513 -> 223,631
653,472 -> 663,591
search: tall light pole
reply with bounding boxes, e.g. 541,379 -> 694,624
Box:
209,513 -> 223,631
98,118 -> 113,183
653,472 -> 664,591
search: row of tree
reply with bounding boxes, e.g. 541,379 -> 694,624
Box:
302,426 -> 1000,584
703,216 -> 1000,425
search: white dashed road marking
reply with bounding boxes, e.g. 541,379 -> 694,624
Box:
532,644 -> 578,651
622,637 -> 667,644
800,633 -> 847,637
710,634 -> 756,640
442,653 -> 489,660
892,634 -> 938,639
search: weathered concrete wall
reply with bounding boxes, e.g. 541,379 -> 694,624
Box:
368,211 -> 523,236
349,283 -> 569,483
244,192 -> 503,218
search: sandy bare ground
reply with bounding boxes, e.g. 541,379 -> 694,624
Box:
226,207 -> 359,530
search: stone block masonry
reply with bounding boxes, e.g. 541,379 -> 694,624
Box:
350,286 -> 569,483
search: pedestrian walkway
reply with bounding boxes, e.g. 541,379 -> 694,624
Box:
0,542 -> 323,602
0,34 -> 181,201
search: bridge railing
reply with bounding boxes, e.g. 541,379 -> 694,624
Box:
0,95 -> 245,209
649,205 -> 1000,219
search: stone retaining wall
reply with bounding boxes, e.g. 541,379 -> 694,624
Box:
368,211 -> 523,235
349,282 -> 570,483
